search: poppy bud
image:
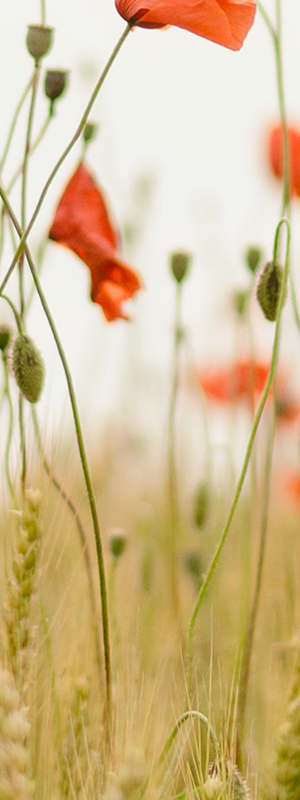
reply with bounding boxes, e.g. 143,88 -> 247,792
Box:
83,122 -> 98,143
233,289 -> 248,318
12,335 -> 45,403
0,325 -> 12,352
245,245 -> 263,274
108,528 -> 127,559
256,260 -> 284,322
26,25 -> 54,63
44,69 -> 68,103
170,251 -> 191,284
193,481 -> 210,529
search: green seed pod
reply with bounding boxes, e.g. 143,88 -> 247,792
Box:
256,260 -> 284,321
170,251 -> 191,284
12,335 -> 45,403
233,289 -> 248,318
26,25 -> 54,62
245,245 -> 263,274
45,69 -> 68,102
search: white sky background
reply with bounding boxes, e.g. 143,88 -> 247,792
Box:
1,1 -> 300,457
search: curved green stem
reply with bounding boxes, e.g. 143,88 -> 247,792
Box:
0,22 -> 133,296
186,217 -> 291,697
158,711 -> 218,765
0,183 -> 112,737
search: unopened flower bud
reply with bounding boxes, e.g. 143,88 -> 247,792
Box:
108,528 -> 127,559
193,481 -> 210,529
233,289 -> 248,317
12,335 -> 45,403
170,251 -> 191,284
27,25 -> 54,63
45,69 -> 68,103
0,325 -> 12,352
256,260 -> 284,321
245,245 -> 263,274
83,122 -> 98,143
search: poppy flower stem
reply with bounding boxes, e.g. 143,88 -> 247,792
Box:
186,217 -> 291,700
168,281 -> 184,630
0,183 -> 112,747
0,22 -> 133,297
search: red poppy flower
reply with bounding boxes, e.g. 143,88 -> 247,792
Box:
49,163 -> 142,321
115,0 -> 256,51
267,125 -> 300,198
198,359 -> 270,402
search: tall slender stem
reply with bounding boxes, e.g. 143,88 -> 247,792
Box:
167,281 -> 183,622
186,219 -> 291,697
0,183 -> 112,737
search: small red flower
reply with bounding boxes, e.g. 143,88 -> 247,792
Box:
115,0 -> 256,51
267,125 -> 300,198
198,359 -> 269,403
49,163 -> 142,321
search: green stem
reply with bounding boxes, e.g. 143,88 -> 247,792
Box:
186,218 -> 291,697
236,399 -> 276,766
1,355 -> 15,501
0,23 -> 133,296
167,282 -> 183,622
157,711 -> 218,800
0,184 -> 112,737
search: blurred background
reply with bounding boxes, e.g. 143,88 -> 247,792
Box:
1,0 -> 300,474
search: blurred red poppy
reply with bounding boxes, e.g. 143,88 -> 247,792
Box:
115,0 -> 256,51
49,162 -> 142,321
198,359 -> 269,403
268,125 -> 300,198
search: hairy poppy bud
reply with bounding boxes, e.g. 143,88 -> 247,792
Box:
108,528 -> 127,559
170,251 -> 191,284
256,260 -> 284,321
0,325 -> 12,352
233,289 -> 248,317
12,335 -> 45,403
27,25 -> 54,63
45,69 -> 68,103
245,245 -> 263,274
83,122 -> 98,143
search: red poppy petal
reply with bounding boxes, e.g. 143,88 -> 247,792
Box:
116,0 -> 256,50
93,280 -> 137,321
268,125 -> 300,198
49,162 -> 119,249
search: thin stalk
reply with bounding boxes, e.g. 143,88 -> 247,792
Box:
0,74 -> 35,179
186,218 -> 291,697
157,711 -> 218,800
6,112 -> 52,197
31,406 -> 103,683
40,0 -> 46,25
236,400 -> 276,766
0,23 -> 133,296
167,281 -> 183,622
1,355 -> 15,501
0,184 -> 112,738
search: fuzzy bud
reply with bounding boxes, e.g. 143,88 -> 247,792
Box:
12,335 -> 45,403
26,25 -> 54,63
170,251 -> 191,284
0,325 -> 12,352
256,260 -> 284,322
83,122 -> 98,143
245,245 -> 263,274
108,528 -> 127,560
44,69 -> 68,103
